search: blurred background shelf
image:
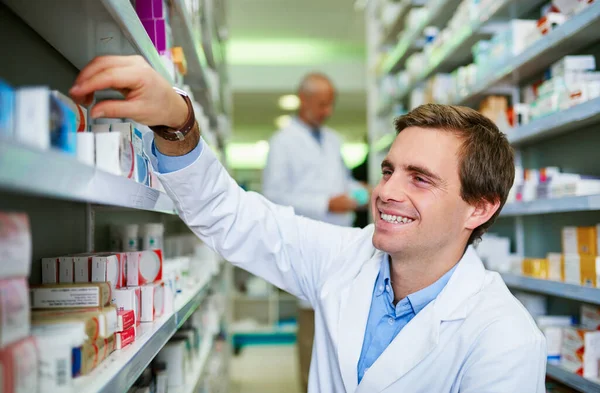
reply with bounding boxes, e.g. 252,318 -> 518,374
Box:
546,364 -> 600,392
500,273 -> 600,305
500,196 -> 600,217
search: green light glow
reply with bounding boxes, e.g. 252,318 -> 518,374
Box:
226,142 -> 368,170
228,39 -> 364,65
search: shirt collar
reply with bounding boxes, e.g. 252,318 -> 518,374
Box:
376,254 -> 458,315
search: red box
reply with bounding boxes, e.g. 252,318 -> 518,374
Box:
0,337 -> 38,393
116,326 -> 136,349
117,310 -> 135,332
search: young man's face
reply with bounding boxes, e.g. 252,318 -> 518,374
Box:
371,127 -> 478,259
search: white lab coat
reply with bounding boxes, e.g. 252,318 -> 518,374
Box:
154,139 -> 547,393
262,118 -> 359,228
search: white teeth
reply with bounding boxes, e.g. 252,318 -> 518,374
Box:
380,212 -> 413,224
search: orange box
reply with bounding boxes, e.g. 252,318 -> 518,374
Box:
580,255 -> 598,287
522,258 -> 549,279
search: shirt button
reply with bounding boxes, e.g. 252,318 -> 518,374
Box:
388,317 -> 394,325
385,284 -> 391,292
378,285 -> 384,292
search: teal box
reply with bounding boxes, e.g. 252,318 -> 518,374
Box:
0,80 -> 15,137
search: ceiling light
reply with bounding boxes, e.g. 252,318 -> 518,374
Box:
255,140 -> 269,151
278,95 -> 300,111
275,115 -> 292,129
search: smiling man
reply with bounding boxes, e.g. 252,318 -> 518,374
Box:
70,56 -> 546,393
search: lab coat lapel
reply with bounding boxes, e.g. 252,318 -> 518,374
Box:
337,251 -> 383,393
355,246 -> 486,392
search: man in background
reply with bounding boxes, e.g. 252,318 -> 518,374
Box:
262,73 -> 368,392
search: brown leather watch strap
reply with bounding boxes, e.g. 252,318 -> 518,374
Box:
150,87 -> 195,141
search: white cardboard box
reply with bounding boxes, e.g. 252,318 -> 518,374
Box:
0,213 -> 32,279
0,278 -> 30,348
127,250 -> 163,286
73,255 -> 93,283
114,287 -> 140,325
58,256 -> 74,283
41,257 -> 59,284
91,254 -> 121,299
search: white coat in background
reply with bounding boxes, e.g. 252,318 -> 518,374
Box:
262,118 -> 360,228
153,140 -> 547,393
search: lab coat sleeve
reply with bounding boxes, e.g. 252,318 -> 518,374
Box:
458,317 -> 547,393
262,135 -> 330,219
155,138 -> 363,306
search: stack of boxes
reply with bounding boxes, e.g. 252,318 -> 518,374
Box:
0,212 -> 39,393
519,224 -> 600,288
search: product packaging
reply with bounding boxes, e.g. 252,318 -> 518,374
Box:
116,325 -> 136,349
0,213 -> 32,279
32,306 -> 117,340
562,226 -> 597,255
76,132 -> 95,166
140,284 -> 155,322
0,79 -> 15,137
117,309 -> 136,332
114,287 -> 141,325
91,253 -> 121,296
122,224 -> 140,252
58,256 -> 74,283
133,126 -> 152,186
580,255 -> 598,287
564,254 -> 582,285
136,0 -> 167,19
141,18 -> 168,54
0,278 -> 30,348
581,305 -> 600,330
41,257 -> 60,284
560,327 -> 600,378
94,125 -> 135,178
547,253 -> 564,282
51,90 -> 88,132
127,249 -> 163,286
73,254 -> 93,283
0,337 -> 39,393
141,223 -> 164,251
30,282 -> 112,309
32,323 -> 83,393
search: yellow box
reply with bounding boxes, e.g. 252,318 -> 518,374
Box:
580,254 -> 598,287
523,258 -> 548,279
547,253 -> 564,282
563,226 -> 597,255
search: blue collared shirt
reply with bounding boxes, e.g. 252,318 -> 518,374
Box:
357,255 -> 456,383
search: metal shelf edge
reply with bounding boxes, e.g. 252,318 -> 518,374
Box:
500,273 -> 600,305
508,98 -> 600,146
500,195 -> 600,217
546,364 -> 600,391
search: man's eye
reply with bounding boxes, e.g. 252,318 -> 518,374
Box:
382,170 -> 392,176
414,175 -> 429,184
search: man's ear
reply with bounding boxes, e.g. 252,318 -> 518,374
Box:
465,198 -> 501,231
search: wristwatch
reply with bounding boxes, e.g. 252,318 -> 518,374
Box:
150,87 -> 195,141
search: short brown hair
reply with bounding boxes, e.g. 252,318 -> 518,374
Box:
394,104 -> 514,245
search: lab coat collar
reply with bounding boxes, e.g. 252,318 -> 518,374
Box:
339,246 -> 486,393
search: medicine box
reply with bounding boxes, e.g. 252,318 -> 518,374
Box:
73,255 -> 93,283
551,55 -> 596,78
135,0 -> 167,19
564,254 -> 581,285
562,226 -> 597,255
116,326 -> 136,349
117,310 -> 135,332
41,257 -> 59,284
91,254 -> 121,296
114,287 -> 141,325
0,213 -> 32,279
127,250 -> 163,286
0,337 -> 39,393
58,256 -> 74,283
547,253 -> 564,281
561,327 -> 600,378
30,282 -> 112,309
0,278 -> 30,348
580,255 -> 598,287
581,305 -> 600,330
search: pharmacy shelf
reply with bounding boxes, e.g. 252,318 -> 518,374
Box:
508,97 -> 600,146
380,0 -> 462,74
380,0 -> 426,45
0,140 -> 177,214
500,195 -> 600,217
231,323 -> 298,335
500,273 -> 600,305
546,364 -> 600,392
396,0 -> 547,101
170,0 -> 218,127
171,335 -> 215,393
74,274 -> 214,393
456,2 -> 600,107
4,0 -> 173,84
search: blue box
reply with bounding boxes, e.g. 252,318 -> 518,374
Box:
0,80 -> 15,137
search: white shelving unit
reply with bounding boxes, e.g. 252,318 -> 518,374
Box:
0,0 -> 231,392
74,273 -> 215,393
367,1 -> 600,391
